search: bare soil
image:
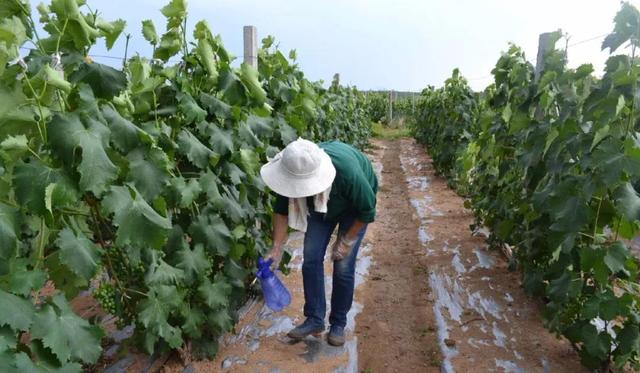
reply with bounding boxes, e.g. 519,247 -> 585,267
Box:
355,140 -> 440,372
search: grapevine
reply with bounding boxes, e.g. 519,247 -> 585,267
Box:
411,4 -> 640,370
0,0 -> 372,370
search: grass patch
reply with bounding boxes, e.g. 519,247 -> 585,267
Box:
372,122 -> 412,139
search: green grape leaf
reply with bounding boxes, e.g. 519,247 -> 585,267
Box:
0,15 -> 26,46
198,122 -> 234,155
617,322 -> 640,355
155,284 -> 184,308
0,135 -> 28,152
0,0 -> 28,19
49,0 -> 101,50
223,258 -> 248,288
0,84 -> 39,140
580,323 -> 610,361
238,148 -> 259,176
153,29 -> 181,62
599,294 -> 621,320
582,296 -> 600,320
13,161 -> 65,215
55,228 -> 101,281
140,20 -> 158,46
543,128 -> 559,156
215,189 -> 245,223
43,179 -> 80,214
126,147 -> 170,201
591,124 -> 610,151
12,348 -> 83,372
0,289 -> 35,331
218,69 -> 247,106
0,16 -> 26,75
103,185 -> 172,249
180,306 -> 205,339
177,129 -> 218,169
48,112 -> 118,196
580,246 -> 609,284
547,272 -> 573,302
231,225 -> 245,240
240,63 -> 267,103
208,308 -> 233,333
591,138 -> 640,185
161,0 -> 187,18
602,3 -> 640,53
199,171 -> 223,203
95,18 -> 126,50
549,194 -> 591,233
176,244 -> 211,285
102,105 -> 141,153
137,294 -> 166,329
170,177 -> 202,208
145,258 -> 185,286
0,202 -> 20,262
276,117 -> 297,145
71,82 -> 101,115
604,241 -> 630,275
614,182 -> 640,221
178,93 -> 206,124
196,39 -> 218,81
45,252 -> 87,300
501,103 -> 512,123
229,244 -> 246,260
137,289 -> 183,349
224,162 -> 247,185
30,295 -> 103,364
247,115 -> 273,138
0,352 -> 17,372
199,93 -> 232,120
193,19 -> 213,40
7,259 -> 46,297
198,277 -> 231,309
69,62 -> 127,100
238,122 -> 263,148
189,213 -> 232,256
0,326 -> 16,353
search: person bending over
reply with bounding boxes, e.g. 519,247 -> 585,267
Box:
260,138 -> 378,346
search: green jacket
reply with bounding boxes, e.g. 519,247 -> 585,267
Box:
273,141 -> 378,223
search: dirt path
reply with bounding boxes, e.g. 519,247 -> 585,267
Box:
127,137 -> 586,373
355,140 -> 440,371
391,138 -> 584,372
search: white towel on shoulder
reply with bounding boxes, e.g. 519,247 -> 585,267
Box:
288,187 -> 331,232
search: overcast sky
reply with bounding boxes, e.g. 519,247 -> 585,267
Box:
65,0 -> 637,91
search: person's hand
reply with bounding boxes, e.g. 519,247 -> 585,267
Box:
266,244 -> 283,266
331,234 -> 357,261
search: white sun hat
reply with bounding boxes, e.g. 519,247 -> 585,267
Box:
260,138 -> 336,198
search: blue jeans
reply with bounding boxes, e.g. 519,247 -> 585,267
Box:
302,211 -> 368,328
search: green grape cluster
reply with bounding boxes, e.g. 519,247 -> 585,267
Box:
94,283 -> 117,315
108,245 -> 145,278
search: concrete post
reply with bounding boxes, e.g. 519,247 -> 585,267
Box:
535,32 -> 556,82
387,90 -> 393,124
243,25 -> 258,68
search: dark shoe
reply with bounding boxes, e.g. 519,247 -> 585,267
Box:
287,319 -> 324,339
327,325 -> 345,346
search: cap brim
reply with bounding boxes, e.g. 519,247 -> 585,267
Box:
260,151 -> 336,198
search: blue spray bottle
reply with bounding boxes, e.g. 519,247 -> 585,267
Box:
256,258 -> 291,311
